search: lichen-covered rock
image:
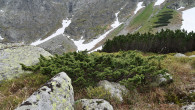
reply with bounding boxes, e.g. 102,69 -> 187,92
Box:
0,43 -> 52,81
98,80 -> 128,102
182,102 -> 195,110
38,34 -> 77,55
174,53 -> 186,57
15,72 -> 74,110
151,73 -> 173,86
77,99 -> 113,110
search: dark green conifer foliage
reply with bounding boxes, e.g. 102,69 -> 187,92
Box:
21,51 -> 167,89
102,29 -> 195,53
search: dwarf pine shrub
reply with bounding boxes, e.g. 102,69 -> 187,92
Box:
21,51 -> 167,89
102,29 -> 195,53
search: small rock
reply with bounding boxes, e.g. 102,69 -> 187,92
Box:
174,53 -> 186,57
152,73 -> 173,86
181,102 -> 195,110
77,99 -> 113,110
189,55 -> 195,58
15,72 -> 74,110
98,80 -> 129,102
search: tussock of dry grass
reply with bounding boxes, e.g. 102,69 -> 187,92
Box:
0,74 -> 49,110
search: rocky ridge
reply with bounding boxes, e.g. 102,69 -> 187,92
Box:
1,0 -> 195,53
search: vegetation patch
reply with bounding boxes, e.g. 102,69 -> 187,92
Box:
21,51 -> 167,90
86,86 -> 112,101
102,29 -> 195,53
153,10 -> 174,28
129,3 -> 154,29
1,51 -> 194,110
137,3 -> 178,33
0,74 -> 49,110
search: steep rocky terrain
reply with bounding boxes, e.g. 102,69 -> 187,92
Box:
0,0 -> 139,44
1,0 -> 195,53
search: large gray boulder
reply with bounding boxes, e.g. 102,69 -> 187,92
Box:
38,34 -> 77,55
15,72 -> 74,110
0,43 -> 52,81
98,80 -> 128,102
77,99 -> 113,110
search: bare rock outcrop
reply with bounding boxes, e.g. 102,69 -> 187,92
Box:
15,72 -> 74,110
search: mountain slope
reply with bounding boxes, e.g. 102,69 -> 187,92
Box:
0,0 -> 195,52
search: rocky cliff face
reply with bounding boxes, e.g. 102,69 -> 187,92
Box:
167,0 -> 195,9
65,0 -> 139,42
0,0 -> 70,43
0,0 -> 195,49
0,0 -> 141,43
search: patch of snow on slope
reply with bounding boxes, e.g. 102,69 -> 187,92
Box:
0,34 -> 4,40
181,7 -> 195,32
31,19 -> 71,46
72,12 -> 122,51
0,10 -> 4,13
154,0 -> 165,6
177,7 -> 185,10
134,2 -> 145,14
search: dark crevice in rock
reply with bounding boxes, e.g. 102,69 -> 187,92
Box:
20,101 -> 32,106
45,83 -> 54,94
56,83 -> 61,88
41,88 -> 47,91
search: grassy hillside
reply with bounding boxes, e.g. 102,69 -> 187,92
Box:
138,6 -> 179,33
0,74 -> 49,110
127,2 -> 181,34
127,3 -> 154,32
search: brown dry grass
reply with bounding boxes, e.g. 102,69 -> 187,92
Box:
0,74 -> 49,110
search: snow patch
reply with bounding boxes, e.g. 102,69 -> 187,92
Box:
134,2 -> 145,14
177,7 -> 185,10
0,10 -> 4,13
71,12 -> 122,51
181,7 -> 195,33
154,0 -> 165,6
31,19 -> 71,46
